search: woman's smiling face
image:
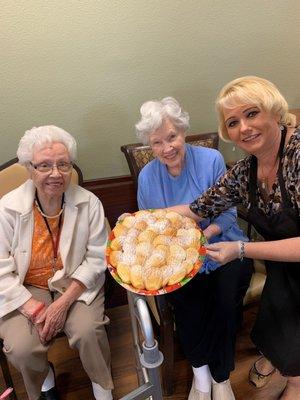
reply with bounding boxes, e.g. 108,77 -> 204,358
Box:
149,118 -> 186,176
30,142 -> 72,200
223,105 -> 280,155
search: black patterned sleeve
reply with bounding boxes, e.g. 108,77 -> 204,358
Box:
295,145 -> 300,213
189,158 -> 250,218
285,130 -> 300,213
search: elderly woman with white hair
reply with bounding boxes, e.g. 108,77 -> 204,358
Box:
135,98 -> 253,400
0,126 -> 113,400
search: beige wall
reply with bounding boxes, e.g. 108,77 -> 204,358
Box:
1,0 -> 300,179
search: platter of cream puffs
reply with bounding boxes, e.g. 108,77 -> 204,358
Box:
106,209 -> 206,296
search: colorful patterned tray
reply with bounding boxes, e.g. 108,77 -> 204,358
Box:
106,213 -> 206,296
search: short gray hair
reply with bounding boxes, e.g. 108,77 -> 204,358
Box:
17,125 -> 77,165
135,97 -> 190,144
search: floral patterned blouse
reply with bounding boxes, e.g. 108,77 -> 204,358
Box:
190,128 -> 300,218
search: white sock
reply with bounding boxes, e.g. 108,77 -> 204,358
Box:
192,365 -> 212,393
92,382 -> 112,400
41,364 -> 55,391
212,378 -> 228,384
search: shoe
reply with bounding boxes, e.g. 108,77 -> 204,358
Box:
188,379 -> 211,400
39,387 -> 60,400
212,380 -> 235,400
248,356 -> 276,389
39,362 -> 60,400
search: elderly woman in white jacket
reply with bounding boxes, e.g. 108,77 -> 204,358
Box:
0,126 -> 113,400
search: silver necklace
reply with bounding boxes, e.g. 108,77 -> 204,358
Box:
260,157 -> 279,191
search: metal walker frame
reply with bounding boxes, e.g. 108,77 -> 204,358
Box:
119,292 -> 164,400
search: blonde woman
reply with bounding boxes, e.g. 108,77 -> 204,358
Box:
170,77 -> 300,400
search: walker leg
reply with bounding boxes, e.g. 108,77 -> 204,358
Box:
122,294 -> 164,400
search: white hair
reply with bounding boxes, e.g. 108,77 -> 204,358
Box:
135,97 -> 190,144
17,125 -> 77,165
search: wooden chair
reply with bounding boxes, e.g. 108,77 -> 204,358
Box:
121,132 -> 219,188
0,158 -> 111,399
121,132 -> 266,395
290,108 -> 300,126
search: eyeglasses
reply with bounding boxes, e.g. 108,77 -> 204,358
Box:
30,162 -> 73,173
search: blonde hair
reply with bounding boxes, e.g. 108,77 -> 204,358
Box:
216,76 -> 296,142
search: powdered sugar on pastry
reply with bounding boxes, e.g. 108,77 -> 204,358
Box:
111,209 -> 202,291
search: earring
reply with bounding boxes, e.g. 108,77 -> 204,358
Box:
232,146 -> 236,152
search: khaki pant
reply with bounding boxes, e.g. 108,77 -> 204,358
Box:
0,285 -> 113,400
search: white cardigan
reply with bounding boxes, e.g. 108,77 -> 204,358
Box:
0,180 -> 107,317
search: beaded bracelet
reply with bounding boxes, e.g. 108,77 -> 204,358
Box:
238,241 -> 245,261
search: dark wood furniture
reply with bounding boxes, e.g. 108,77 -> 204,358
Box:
290,108 -> 300,126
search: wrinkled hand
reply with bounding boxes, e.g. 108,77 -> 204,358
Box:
205,241 -> 240,265
36,297 -> 70,344
203,223 -> 221,242
203,230 -> 212,242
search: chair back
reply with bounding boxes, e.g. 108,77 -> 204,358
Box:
0,158 -> 83,198
290,108 -> 300,126
121,132 -> 219,186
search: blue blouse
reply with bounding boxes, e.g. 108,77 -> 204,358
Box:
137,144 -> 247,273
